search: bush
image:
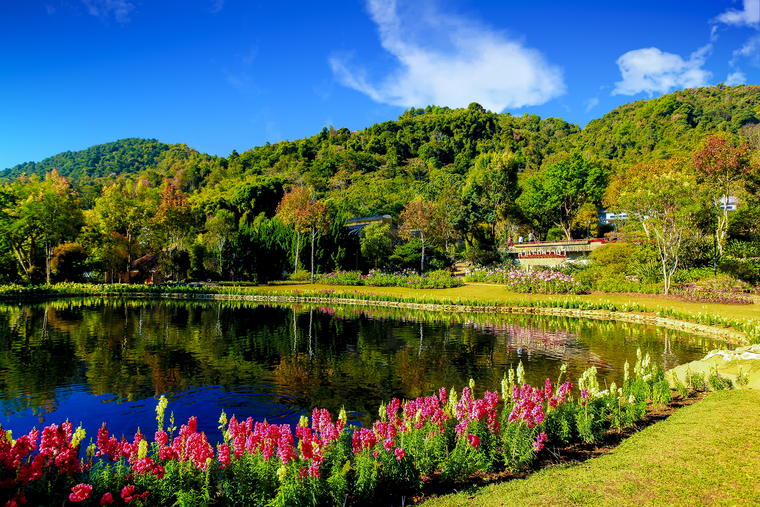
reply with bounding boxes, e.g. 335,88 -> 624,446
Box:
288,270 -> 311,282
387,241 -> 452,272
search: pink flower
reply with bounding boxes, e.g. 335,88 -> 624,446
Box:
69,484 -> 92,502
218,443 -> 231,468
154,430 -> 168,446
533,432 -> 548,452
394,447 -> 405,461
100,492 -> 114,505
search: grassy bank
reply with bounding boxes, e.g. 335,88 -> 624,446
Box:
257,282 -> 760,323
422,389 -> 760,507
2,281 -> 759,343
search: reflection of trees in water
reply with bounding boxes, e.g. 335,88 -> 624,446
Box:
0,299 -> 723,422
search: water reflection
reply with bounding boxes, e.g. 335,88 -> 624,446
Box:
0,298 -> 722,443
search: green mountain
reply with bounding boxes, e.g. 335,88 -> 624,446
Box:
3,84 -> 759,194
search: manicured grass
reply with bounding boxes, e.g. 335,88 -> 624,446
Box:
422,389 -> 760,507
259,282 -> 760,326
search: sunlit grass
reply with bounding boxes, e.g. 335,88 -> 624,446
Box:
423,389 -> 760,507
257,282 -> 760,324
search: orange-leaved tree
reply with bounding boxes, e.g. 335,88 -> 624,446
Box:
692,135 -> 753,256
399,197 -> 443,273
276,187 -> 331,283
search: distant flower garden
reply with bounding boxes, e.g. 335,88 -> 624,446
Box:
0,351 -> 674,506
464,265 -> 583,294
316,269 -> 464,289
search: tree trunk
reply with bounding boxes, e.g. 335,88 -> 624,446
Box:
420,236 -> 426,273
310,226 -> 316,284
44,242 -> 53,286
294,231 -> 300,275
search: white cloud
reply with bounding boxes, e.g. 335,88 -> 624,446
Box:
329,0 -> 564,111
726,71 -> 746,85
612,45 -> 712,96
713,0 -> 759,28
82,0 -> 135,23
210,0 -> 224,14
584,97 -> 599,112
731,34 -> 760,66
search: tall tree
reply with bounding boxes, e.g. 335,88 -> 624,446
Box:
37,170 -> 84,285
518,153 -> 607,241
204,210 -> 235,276
0,171 -> 82,284
692,135 -> 753,256
463,151 -> 521,240
88,181 -> 155,283
399,197 -> 442,273
613,158 -> 702,294
276,187 -> 331,282
276,187 -> 311,276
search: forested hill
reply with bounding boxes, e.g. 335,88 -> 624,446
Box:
3,84 -> 759,198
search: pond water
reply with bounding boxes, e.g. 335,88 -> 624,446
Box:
0,298 -> 724,445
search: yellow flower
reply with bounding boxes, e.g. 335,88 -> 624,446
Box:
138,439 -> 148,460
72,425 -> 86,448
277,465 -> 287,482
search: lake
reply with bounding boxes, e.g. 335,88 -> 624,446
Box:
0,298 -> 722,444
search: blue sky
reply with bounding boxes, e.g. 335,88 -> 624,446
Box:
1,0 -> 759,170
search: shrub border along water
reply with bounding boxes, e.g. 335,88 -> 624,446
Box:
0,351 -> 690,507
0,283 -> 756,344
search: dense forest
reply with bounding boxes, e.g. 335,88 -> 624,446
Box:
2,84 -> 760,288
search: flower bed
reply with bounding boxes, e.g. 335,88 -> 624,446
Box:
673,283 -> 755,305
0,352 -> 674,506
464,266 -> 583,294
316,269 -> 464,289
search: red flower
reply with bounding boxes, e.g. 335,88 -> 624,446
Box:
69,484 -> 92,502
218,443 -> 231,469
121,485 -> 136,503
466,433 -> 480,451
394,447 -> 405,461
100,492 -> 114,505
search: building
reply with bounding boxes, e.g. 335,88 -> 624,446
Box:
502,239 -> 608,268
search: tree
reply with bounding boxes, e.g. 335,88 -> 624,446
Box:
0,171 -> 82,284
518,153 -> 607,241
360,222 -> 392,268
399,197 -> 442,273
276,187 -> 331,283
692,135 -> 753,256
36,171 -> 84,285
613,158 -> 702,294
463,151 -> 521,241
51,242 -> 88,282
152,180 -> 194,280
276,187 -> 311,276
205,210 -> 235,276
87,181 -> 155,283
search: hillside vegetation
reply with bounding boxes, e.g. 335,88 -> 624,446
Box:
1,84 -> 760,287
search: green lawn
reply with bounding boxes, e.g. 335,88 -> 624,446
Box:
258,282 -> 760,332
423,389 -> 760,507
